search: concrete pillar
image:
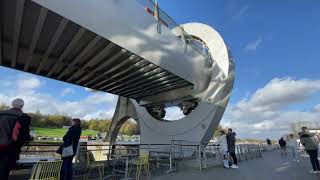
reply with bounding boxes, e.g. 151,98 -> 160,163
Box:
105,96 -> 138,145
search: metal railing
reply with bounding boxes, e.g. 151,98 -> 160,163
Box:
201,143 -> 279,170
167,140 -> 278,171
17,141 -> 278,179
135,0 -> 213,64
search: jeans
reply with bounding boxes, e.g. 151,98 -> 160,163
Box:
306,150 -> 320,171
60,157 -> 74,180
290,146 -> 299,161
230,152 -> 238,166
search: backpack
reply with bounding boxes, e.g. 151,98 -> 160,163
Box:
0,113 -> 22,149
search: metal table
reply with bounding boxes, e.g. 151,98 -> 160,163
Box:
105,154 -> 139,179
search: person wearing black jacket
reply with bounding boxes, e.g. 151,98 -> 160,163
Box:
227,128 -> 238,168
59,119 -> 82,180
0,98 -> 32,180
279,137 -> 287,155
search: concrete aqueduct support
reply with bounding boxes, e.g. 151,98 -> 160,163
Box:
105,97 -> 138,144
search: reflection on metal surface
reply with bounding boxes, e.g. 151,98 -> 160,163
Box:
131,23 -> 235,145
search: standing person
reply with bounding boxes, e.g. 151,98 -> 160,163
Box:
218,130 -> 229,168
287,134 -> 299,162
59,119 -> 82,180
266,138 -> 272,150
278,137 -> 287,155
0,98 -> 32,180
227,128 -> 238,168
298,127 -> 320,174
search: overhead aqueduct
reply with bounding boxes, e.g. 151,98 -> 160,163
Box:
1,0 -> 234,145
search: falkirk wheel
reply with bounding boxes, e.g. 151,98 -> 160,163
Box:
0,0 -> 233,146
106,23 -> 235,146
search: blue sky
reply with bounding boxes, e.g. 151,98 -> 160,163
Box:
1,0 -> 320,138
159,0 -> 320,103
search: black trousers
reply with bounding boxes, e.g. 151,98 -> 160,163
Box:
0,152 -> 10,180
0,149 -> 16,180
306,150 -> 320,171
230,152 -> 238,166
60,156 -> 74,180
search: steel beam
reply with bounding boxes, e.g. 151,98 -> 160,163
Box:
87,55 -> 139,88
0,10 -> 2,65
122,78 -> 181,97
106,67 -> 162,92
98,64 -> 158,91
66,42 -> 115,82
57,35 -> 101,79
133,81 -> 191,99
75,49 -> 127,84
96,61 -> 151,90
81,42 -> 115,70
121,76 -> 180,97
85,58 -> 146,87
24,7 -> 48,71
36,18 -> 68,74
89,60 -> 150,89
47,27 -> 86,76
110,70 -> 168,94
11,0 -> 25,68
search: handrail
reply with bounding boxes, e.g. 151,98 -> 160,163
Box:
24,142 -> 220,147
135,0 -> 212,63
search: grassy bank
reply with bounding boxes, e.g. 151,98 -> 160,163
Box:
31,127 -> 98,138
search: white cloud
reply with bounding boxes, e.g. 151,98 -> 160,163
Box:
17,76 -> 42,90
314,104 -> 320,112
82,109 -> 115,120
0,75 -> 118,120
221,77 -> 320,138
83,93 -> 117,105
239,78 -> 320,111
61,88 -> 75,96
225,1 -> 250,20
245,37 -> 263,51
233,5 -> 249,19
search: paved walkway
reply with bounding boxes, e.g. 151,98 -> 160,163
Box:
153,150 -> 320,180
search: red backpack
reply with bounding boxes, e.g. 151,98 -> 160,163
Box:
12,120 -> 22,142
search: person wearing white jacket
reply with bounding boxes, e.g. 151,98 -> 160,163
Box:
218,130 -> 229,168
287,134 -> 299,162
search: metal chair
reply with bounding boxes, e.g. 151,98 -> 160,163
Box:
29,160 -> 63,180
83,151 -> 104,180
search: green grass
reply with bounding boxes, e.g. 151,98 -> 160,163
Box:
31,127 -> 98,138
